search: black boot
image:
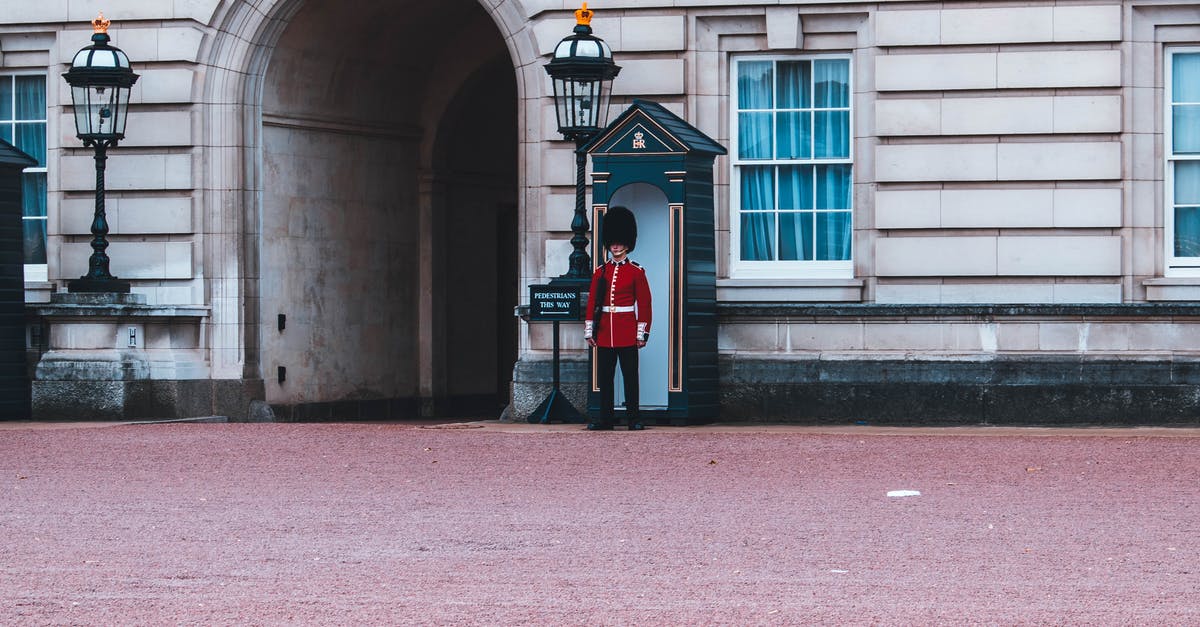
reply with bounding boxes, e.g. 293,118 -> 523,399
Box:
587,421 -> 614,431
628,416 -> 644,431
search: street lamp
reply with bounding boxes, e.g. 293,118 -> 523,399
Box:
62,12 -> 139,293
544,2 -> 620,281
526,4 -> 619,424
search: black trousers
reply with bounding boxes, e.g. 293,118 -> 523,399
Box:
596,346 -> 639,424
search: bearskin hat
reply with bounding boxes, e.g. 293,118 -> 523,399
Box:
602,205 -> 638,253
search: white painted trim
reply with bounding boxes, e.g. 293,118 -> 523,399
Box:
728,54 -> 855,280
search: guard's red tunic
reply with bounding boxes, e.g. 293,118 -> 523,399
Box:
584,258 -> 652,348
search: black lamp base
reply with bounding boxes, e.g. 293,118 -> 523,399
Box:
527,386 -> 586,424
68,277 -> 131,293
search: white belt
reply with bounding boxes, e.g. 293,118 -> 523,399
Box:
601,305 -> 635,313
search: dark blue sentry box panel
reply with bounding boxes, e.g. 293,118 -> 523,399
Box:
0,140 -> 35,419
581,100 -> 726,425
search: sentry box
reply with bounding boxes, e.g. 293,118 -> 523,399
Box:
581,100 -> 726,425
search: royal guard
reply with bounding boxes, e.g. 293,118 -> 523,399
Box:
585,206 -> 652,430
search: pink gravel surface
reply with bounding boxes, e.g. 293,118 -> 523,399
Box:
2,421 -> 1199,625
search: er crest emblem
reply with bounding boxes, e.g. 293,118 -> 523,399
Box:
632,131 -> 646,150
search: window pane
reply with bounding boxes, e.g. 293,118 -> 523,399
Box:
778,165 -> 813,210
22,218 -> 47,265
775,112 -> 811,160
1174,105 -> 1200,154
816,164 -> 852,209
740,165 -> 775,210
15,76 -> 46,120
741,213 -> 775,261
0,125 -> 10,145
1174,53 -> 1200,103
816,212 -> 852,261
0,78 -> 11,120
1176,207 -> 1200,257
738,61 -> 773,109
15,123 -> 45,165
776,61 -> 810,109
814,59 -> 850,108
22,172 -> 46,218
814,111 -> 850,159
1175,161 -> 1200,205
779,212 -> 814,261
738,112 -> 772,159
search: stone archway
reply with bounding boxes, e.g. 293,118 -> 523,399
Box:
197,0 -> 533,417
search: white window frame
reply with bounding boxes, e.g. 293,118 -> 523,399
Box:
729,54 -> 854,279
1165,47 -> 1200,277
0,72 -> 48,283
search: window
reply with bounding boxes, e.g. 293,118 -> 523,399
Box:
731,56 -> 852,277
1165,49 -> 1200,275
0,74 -> 47,282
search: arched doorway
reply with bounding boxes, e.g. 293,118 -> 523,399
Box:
256,0 -> 519,417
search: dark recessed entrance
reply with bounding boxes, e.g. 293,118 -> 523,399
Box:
258,0 -> 518,419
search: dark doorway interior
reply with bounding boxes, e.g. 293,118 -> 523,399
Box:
436,53 -> 519,416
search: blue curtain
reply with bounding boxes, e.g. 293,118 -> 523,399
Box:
775,112 -> 810,160
741,166 -> 775,260
22,172 -> 46,264
1174,55 -> 1200,154
816,165 -> 852,260
738,112 -> 772,160
0,78 -> 10,120
817,212 -> 852,261
776,61 -> 810,108
14,76 -> 46,165
814,60 -> 849,107
738,59 -> 853,264
779,212 -> 813,260
814,61 -> 850,159
738,62 -> 773,159
778,166 -> 813,260
1176,161 -> 1200,256
1174,106 -> 1200,155
1174,54 -> 1200,103
738,61 -> 773,109
779,165 -> 814,210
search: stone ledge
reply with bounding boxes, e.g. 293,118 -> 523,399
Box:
719,303 -> 1200,319
509,354 -> 1200,425
32,379 -> 264,421
30,290 -> 209,317
716,278 -> 864,303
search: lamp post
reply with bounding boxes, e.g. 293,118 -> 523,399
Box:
526,4 -> 619,424
544,2 -> 620,282
62,12 -> 139,293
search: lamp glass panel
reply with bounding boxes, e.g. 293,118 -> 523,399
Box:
569,79 -> 598,128
90,49 -> 118,68
575,40 -> 600,58
113,85 -> 131,135
86,85 -> 120,137
71,85 -> 91,135
595,80 -> 612,128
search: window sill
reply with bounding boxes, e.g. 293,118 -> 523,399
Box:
716,278 -> 864,303
1144,278 -> 1200,301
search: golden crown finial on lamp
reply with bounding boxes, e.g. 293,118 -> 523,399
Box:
92,11 -> 111,34
575,3 -> 593,26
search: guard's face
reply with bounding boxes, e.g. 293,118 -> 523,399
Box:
608,243 -> 628,258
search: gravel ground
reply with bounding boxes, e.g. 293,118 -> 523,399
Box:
1,421 -> 1198,625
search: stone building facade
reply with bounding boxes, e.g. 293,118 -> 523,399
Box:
6,0 -> 1200,423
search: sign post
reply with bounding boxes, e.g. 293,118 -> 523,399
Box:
526,283 -> 588,423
